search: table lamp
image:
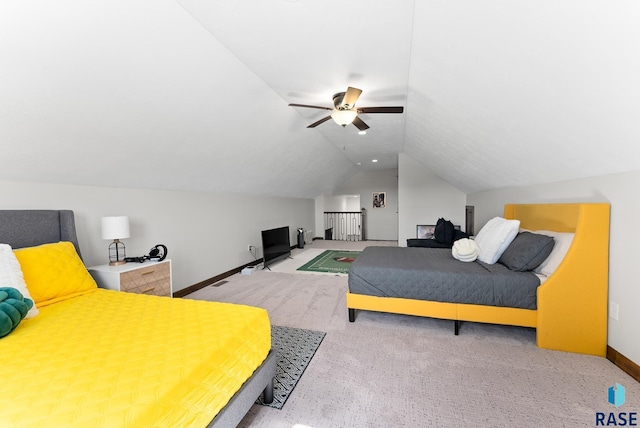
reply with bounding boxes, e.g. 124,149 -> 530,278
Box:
101,216 -> 130,265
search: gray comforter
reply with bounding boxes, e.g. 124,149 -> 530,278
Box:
348,247 -> 540,310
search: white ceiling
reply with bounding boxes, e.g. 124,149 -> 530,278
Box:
1,1 -> 639,199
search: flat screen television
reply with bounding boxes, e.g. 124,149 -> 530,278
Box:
261,226 -> 291,269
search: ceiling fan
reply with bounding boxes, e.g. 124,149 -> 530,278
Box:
288,87 -> 404,131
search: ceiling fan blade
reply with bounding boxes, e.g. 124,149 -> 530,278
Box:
307,115 -> 332,128
358,106 -> 404,114
342,87 -> 362,108
352,116 -> 370,131
289,103 -> 332,111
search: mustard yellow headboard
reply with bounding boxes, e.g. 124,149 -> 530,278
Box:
504,203 -> 611,356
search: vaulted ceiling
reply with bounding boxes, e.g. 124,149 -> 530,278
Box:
2,1 -> 639,199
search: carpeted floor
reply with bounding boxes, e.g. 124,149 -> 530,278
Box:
186,239 -> 640,428
256,325 -> 326,409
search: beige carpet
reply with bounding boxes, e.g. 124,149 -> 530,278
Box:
186,240 -> 639,428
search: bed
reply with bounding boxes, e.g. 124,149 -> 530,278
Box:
0,210 -> 276,428
347,203 -> 610,357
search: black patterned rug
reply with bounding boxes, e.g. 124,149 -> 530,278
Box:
255,325 -> 326,409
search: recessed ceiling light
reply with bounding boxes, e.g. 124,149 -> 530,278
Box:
357,162 -> 362,165
372,159 -> 378,163
358,131 -> 367,135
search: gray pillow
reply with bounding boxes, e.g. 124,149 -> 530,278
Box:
498,232 -> 555,272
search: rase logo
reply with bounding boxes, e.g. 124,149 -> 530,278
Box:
610,383 -> 626,408
596,383 -> 637,426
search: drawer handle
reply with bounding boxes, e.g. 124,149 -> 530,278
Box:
142,286 -> 156,293
142,270 -> 155,275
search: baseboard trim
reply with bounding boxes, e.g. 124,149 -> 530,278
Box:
607,346 -> 640,383
173,259 -> 262,298
175,246 -> 305,297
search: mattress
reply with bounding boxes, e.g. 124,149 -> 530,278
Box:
0,289 -> 271,428
348,247 -> 540,309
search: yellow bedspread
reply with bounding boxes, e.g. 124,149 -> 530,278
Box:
0,289 -> 271,428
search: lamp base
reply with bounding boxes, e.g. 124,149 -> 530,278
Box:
108,239 -> 127,266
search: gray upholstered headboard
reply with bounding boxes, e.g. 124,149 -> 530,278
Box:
0,210 -> 82,259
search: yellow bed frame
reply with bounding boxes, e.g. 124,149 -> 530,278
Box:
347,203 -> 610,356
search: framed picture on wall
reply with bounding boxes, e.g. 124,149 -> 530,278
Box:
372,192 -> 386,208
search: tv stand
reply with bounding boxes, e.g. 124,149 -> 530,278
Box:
262,255 -> 293,270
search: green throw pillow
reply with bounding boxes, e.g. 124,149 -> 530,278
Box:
0,287 -> 34,338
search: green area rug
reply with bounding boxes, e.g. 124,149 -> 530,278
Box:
296,250 -> 361,274
255,325 -> 326,409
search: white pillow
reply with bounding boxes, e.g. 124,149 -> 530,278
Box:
531,230 -> 575,276
0,243 -> 39,318
473,217 -> 521,264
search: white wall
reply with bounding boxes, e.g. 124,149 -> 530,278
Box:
333,169 -> 399,240
0,180 -> 314,293
467,169 -> 640,367
398,154 -> 468,246
324,194 -> 360,212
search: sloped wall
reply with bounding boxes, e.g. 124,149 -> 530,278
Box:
0,180 -> 314,293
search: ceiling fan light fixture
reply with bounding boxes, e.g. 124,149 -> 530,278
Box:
290,87 -> 403,130
331,109 -> 357,126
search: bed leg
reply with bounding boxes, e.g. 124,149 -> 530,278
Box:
263,378 -> 274,404
454,320 -> 460,335
348,308 -> 356,322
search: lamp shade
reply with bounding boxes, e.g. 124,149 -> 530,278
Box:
101,216 -> 130,240
331,109 -> 358,126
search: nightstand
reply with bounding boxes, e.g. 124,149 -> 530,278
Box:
88,259 -> 172,297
